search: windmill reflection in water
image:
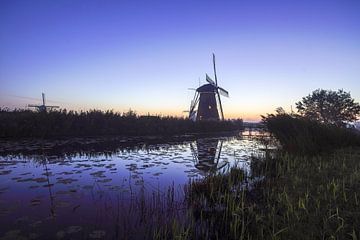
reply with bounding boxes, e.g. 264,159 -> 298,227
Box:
190,138 -> 229,174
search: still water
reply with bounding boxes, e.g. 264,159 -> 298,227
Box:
0,131 -> 268,239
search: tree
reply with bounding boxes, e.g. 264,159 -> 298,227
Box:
296,89 -> 360,127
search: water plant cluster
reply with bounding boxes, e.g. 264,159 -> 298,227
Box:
0,108 -> 243,138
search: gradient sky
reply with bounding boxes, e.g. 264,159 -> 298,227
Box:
1,0 -> 359,121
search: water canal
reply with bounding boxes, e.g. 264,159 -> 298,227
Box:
0,131 -> 270,239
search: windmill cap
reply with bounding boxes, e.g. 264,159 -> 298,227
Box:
196,84 -> 217,93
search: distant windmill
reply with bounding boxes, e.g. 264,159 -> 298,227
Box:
28,93 -> 60,112
187,53 -> 229,121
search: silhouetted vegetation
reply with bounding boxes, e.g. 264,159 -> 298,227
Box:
153,111 -> 360,239
162,148 -> 360,239
153,91 -> 360,239
296,89 -> 360,127
0,108 -> 243,139
262,112 -> 360,154
260,88 -> 360,155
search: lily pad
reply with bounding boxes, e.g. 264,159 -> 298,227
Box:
20,172 -> 32,176
1,230 -> 28,240
66,225 -> 82,234
30,220 -> 42,228
89,230 -> 106,239
96,178 -> 112,183
57,178 -> 78,184
90,171 -> 106,178
30,199 -> 41,206
32,178 -> 48,183
0,170 -> 12,175
43,184 -> 54,188
56,231 -> 66,239
82,185 -> 93,190
28,233 -> 39,240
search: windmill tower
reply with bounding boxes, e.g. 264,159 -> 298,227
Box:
188,54 -> 229,121
28,93 -> 60,112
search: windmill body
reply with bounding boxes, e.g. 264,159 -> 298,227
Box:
28,93 -> 59,112
188,54 -> 229,121
196,84 -> 220,121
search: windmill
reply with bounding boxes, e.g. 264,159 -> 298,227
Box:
188,53 -> 229,121
28,93 -> 60,112
190,138 -> 229,174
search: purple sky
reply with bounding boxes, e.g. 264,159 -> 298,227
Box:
1,0 -> 359,121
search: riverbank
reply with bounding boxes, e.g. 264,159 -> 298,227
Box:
0,109 -> 243,139
159,148 -> 360,239
153,113 -> 360,239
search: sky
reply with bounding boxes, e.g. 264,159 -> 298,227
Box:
1,0 -> 359,121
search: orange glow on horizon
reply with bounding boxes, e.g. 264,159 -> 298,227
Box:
67,105 -> 265,122
2,98 -> 267,122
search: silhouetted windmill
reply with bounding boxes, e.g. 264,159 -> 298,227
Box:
28,93 -> 59,112
188,54 -> 229,121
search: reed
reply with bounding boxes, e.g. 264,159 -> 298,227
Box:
262,113 -> 360,154
155,148 -> 360,239
153,113 -> 360,239
0,108 -> 243,139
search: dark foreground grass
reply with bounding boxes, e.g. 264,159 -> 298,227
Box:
0,109 -> 243,138
153,115 -> 360,239
154,149 -> 360,240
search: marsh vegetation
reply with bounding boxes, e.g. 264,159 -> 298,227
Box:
0,108 -> 243,138
154,112 -> 360,239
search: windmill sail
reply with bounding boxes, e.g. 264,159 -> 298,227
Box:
206,74 -> 216,86
211,53 -> 224,120
213,53 -> 218,85
218,87 -> 229,97
189,110 -> 197,121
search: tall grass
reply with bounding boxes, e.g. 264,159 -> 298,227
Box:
0,108 -> 243,139
154,149 -> 360,239
153,114 -> 360,239
262,113 -> 360,154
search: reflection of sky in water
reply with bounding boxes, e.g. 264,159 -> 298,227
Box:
0,134 -> 267,239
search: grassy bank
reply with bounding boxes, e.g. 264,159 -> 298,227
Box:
160,149 -> 359,240
0,109 -> 243,139
153,114 -> 360,239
